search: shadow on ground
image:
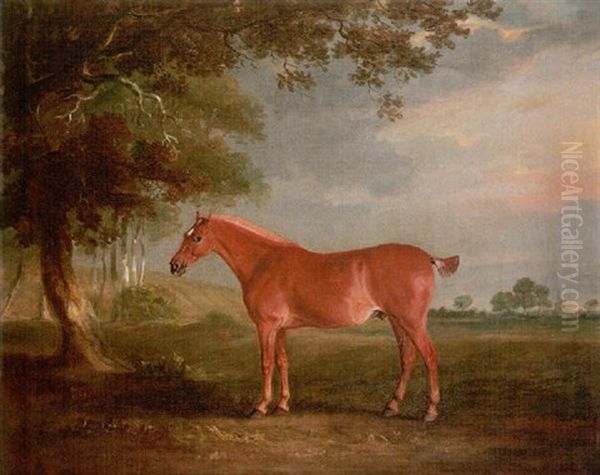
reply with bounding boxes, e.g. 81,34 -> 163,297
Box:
2,353 -> 238,418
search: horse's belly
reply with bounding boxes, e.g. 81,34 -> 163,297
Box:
288,300 -> 380,329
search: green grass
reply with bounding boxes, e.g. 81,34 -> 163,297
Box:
2,315 -> 599,474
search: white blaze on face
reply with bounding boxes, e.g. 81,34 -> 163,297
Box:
185,226 -> 195,238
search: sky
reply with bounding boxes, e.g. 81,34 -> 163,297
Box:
154,0 -> 600,309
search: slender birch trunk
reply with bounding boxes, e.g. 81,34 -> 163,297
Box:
97,247 -> 107,318
139,220 -> 147,286
120,223 -> 130,289
36,288 -> 51,321
131,222 -> 139,286
91,249 -> 99,308
0,252 -> 24,320
110,241 -> 119,291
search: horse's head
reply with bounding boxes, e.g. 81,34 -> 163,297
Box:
170,212 -> 215,276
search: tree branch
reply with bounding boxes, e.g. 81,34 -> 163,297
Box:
101,13 -> 130,50
80,71 -> 179,143
117,77 -> 179,144
222,32 -> 254,65
55,89 -> 101,124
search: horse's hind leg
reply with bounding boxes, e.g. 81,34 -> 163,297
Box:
383,320 -> 417,417
384,302 -> 439,421
410,326 -> 440,422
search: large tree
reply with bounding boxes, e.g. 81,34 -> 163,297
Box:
453,295 -> 473,311
2,0 -> 501,370
512,277 -> 543,313
490,291 -> 516,314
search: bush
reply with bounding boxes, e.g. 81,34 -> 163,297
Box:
112,285 -> 180,323
134,352 -> 188,378
203,311 -> 239,328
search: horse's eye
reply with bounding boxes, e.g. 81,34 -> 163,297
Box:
192,235 -> 202,243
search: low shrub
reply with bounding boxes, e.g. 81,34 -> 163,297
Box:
203,311 -> 239,328
134,352 -> 188,378
112,285 -> 180,323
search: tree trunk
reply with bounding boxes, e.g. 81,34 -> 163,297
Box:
130,223 -> 139,286
97,247 -> 108,317
139,221 -> 146,286
0,252 -> 24,320
40,226 -> 127,371
36,288 -> 51,321
120,228 -> 130,289
91,247 -> 108,315
110,241 -> 119,291
91,249 -> 99,307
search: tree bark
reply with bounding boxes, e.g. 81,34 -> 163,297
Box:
139,221 -> 146,286
97,247 -> 107,316
0,252 -> 24,320
119,224 -> 130,288
91,249 -> 99,306
36,288 -> 51,321
110,241 -> 119,291
40,225 -> 127,371
130,223 -> 139,286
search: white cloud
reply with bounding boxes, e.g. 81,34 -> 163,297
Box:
461,15 -> 541,43
439,130 -> 490,148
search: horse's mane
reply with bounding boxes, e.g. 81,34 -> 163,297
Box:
215,215 -> 298,246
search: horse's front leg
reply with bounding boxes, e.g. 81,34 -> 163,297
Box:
274,329 -> 290,414
249,322 -> 278,417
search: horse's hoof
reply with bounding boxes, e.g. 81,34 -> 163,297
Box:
271,406 -> 290,416
424,413 -> 438,422
381,408 -> 398,418
248,408 -> 266,419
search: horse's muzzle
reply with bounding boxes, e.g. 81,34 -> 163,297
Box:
170,261 -> 187,276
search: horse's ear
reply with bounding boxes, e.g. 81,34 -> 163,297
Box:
196,211 -> 211,224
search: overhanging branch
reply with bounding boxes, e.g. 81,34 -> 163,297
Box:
81,73 -> 179,144
55,89 -> 101,124
116,77 -> 179,144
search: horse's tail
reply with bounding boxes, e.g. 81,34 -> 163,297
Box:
430,255 -> 460,278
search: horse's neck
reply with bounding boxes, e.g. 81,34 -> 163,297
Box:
212,219 -> 280,285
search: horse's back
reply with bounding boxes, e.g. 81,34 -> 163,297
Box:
275,243 -> 434,289
248,243 -> 435,328
360,244 -> 436,309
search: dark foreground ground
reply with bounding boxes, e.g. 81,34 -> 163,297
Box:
2,317 -> 599,474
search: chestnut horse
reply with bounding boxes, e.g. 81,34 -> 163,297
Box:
170,213 -> 459,421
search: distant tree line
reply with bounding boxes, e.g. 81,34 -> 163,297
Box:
433,277 -> 599,319
490,277 -> 551,315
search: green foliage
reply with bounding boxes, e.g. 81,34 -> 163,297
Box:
453,295 -> 473,311
2,0 -> 503,250
584,299 -> 598,311
534,284 -> 551,309
428,307 -> 489,320
144,203 -> 182,242
134,352 -> 187,378
203,311 -> 239,328
0,1 -> 504,359
493,278 -> 553,314
490,291 -> 517,313
513,277 -> 536,310
111,285 -> 180,323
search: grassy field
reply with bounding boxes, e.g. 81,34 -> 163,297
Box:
2,318 -> 599,474
1,275 -> 599,474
